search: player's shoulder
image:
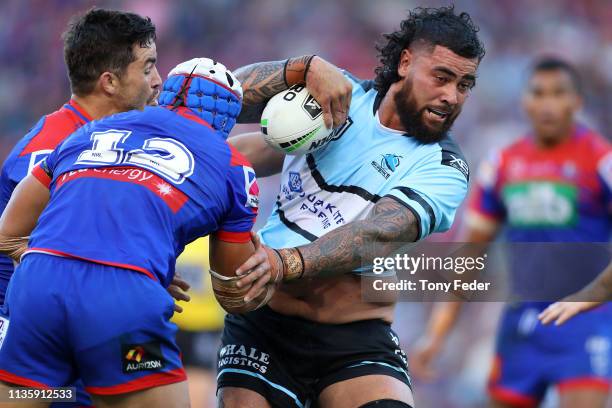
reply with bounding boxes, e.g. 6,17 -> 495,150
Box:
408,135 -> 470,181
577,126 -> 610,157
498,135 -> 532,156
343,70 -> 376,93
434,134 -> 470,181
17,102 -> 86,157
342,70 -> 379,108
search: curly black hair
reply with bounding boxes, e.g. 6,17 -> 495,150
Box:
63,8 -> 156,96
374,6 -> 485,96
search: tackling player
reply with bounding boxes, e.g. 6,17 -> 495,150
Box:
411,58 -> 612,407
0,8 -> 161,407
0,8 -> 161,304
220,6 -> 484,408
0,58 -> 261,407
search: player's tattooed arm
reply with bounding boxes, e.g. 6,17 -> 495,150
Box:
235,56 -> 312,123
235,56 -> 352,127
297,197 -> 419,278
234,60 -> 285,123
235,197 -> 419,286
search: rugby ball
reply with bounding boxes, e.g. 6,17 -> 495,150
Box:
260,84 -> 332,155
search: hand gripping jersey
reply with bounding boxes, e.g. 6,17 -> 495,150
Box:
0,100 -> 91,303
259,73 -> 470,258
28,106 -> 258,287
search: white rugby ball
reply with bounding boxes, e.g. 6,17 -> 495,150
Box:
260,84 -> 332,155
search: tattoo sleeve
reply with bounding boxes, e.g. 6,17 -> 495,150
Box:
297,197 -> 420,278
235,56 -> 313,123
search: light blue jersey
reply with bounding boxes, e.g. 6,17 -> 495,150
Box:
259,73 -> 469,256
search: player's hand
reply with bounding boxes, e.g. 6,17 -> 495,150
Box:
409,336 -> 443,382
538,300 -> 601,326
306,56 -> 352,129
168,274 -> 191,313
235,232 -> 283,303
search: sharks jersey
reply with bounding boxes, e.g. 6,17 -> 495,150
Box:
259,73 -> 470,258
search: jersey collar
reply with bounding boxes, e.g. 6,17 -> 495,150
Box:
64,99 -> 93,124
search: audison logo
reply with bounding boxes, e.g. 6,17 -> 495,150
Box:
122,342 -> 165,373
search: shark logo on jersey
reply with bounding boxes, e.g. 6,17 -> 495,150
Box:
243,166 -> 259,208
382,154 -> 402,172
371,154 -> 402,179
288,171 -> 303,193
302,95 -> 323,120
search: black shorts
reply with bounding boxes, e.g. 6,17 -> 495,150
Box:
217,306 -> 411,408
175,329 -> 222,369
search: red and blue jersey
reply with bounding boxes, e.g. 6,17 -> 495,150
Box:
0,100 -> 91,303
27,106 -> 258,287
468,125 -> 612,302
469,125 -> 611,241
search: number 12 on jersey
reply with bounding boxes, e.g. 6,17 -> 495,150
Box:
76,129 -> 195,184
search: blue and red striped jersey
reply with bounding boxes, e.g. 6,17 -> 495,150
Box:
0,99 -> 91,303
27,106 -> 258,287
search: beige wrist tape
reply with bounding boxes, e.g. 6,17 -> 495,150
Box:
209,270 -> 272,311
0,235 -> 29,262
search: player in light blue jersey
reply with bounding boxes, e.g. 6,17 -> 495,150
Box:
220,6 -> 485,408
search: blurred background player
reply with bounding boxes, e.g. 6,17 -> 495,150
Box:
0,58 -> 260,407
411,58 -> 612,408
0,7 -> 160,407
172,236 -> 224,408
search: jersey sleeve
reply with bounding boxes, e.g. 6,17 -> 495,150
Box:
466,150 -> 506,225
385,152 -> 469,241
30,147 -> 59,189
0,155 -> 19,214
215,146 -> 259,243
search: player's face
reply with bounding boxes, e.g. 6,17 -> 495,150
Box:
116,42 -> 162,110
523,70 -> 581,144
395,45 -> 478,143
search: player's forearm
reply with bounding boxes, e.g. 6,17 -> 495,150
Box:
425,302 -> 463,344
229,132 -> 284,177
295,198 -> 420,278
570,261 -> 612,303
235,56 -> 314,123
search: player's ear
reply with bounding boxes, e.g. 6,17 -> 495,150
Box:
99,71 -> 120,96
397,49 -> 412,78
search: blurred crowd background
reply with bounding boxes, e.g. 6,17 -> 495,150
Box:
1,0 -> 610,407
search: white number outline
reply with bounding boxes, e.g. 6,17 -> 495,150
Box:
74,130 -> 195,184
